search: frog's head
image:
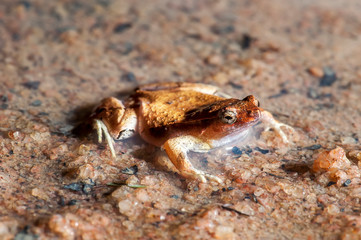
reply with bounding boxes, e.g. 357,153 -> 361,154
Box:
219,95 -> 260,123
185,95 -> 262,144
215,95 -> 261,133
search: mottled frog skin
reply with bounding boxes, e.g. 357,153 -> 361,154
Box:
91,82 -> 291,183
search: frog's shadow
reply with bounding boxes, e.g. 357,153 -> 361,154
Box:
68,103 -> 95,138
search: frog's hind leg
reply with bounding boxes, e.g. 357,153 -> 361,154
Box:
162,136 -> 222,183
138,82 -> 230,98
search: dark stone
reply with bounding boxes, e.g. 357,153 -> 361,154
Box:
113,23 -> 132,33
200,158 -> 208,168
14,225 -> 38,240
240,33 -> 253,49
64,183 -> 82,192
0,95 -> 8,102
122,165 -> 138,175
327,181 -> 336,187
229,82 -> 243,89
268,89 -> 288,99
121,72 -> 137,82
319,67 -> 337,86
20,1 -> 31,9
232,146 -> 243,155
38,112 -> 49,116
210,25 -> 235,35
244,147 -> 253,155
303,144 -> 322,150
30,100 -> 42,106
255,147 -> 269,154
307,88 -> 333,99
68,199 -> 78,205
343,179 -> 352,187
82,184 -> 93,194
58,197 -> 65,206
122,42 -> 133,55
23,81 -> 40,90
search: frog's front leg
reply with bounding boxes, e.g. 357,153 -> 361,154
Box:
162,136 -> 222,183
261,110 -> 294,143
92,97 -> 137,158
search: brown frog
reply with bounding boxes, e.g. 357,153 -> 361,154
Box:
91,82 -> 292,183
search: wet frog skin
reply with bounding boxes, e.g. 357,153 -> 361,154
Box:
91,82 -> 292,183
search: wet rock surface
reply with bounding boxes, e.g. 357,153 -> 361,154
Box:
0,0 -> 360,239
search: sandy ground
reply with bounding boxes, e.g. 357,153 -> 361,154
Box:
0,0 -> 360,239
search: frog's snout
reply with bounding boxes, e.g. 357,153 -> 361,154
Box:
242,95 -> 260,107
247,109 -> 261,121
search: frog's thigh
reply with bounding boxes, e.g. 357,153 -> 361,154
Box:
139,82 -> 228,97
163,136 -> 221,183
178,82 -> 231,97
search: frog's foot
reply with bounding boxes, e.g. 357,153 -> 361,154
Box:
194,171 -> 223,184
162,136 -> 222,184
177,168 -> 222,183
94,119 -> 116,158
261,111 -> 294,143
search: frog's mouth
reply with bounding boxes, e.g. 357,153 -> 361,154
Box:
210,126 -> 254,148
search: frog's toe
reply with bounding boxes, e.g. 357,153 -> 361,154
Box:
274,124 -> 290,143
278,123 -> 296,142
194,172 -> 222,184
205,174 -> 223,184
94,119 -> 117,158
196,174 -> 207,183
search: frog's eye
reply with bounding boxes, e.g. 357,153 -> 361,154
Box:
220,110 -> 237,124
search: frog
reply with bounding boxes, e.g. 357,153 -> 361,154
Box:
90,82 -> 292,183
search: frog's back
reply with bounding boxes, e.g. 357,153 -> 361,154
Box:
133,88 -> 224,128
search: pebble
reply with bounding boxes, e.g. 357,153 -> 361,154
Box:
212,72 -> 228,85
118,199 -> 139,218
63,183 -> 82,192
31,188 -> 49,201
308,67 -> 324,77
348,151 -> 361,163
214,226 -> 235,239
319,67 -> 337,86
210,25 -> 234,35
232,146 -> 243,155
341,136 -> 357,144
205,55 -> 223,66
113,23 -> 132,33
255,147 -> 269,154
23,81 -> 40,90
303,144 -> 322,150
312,147 -> 351,173
122,165 -> 138,175
1,95 -> 8,102
121,72 -> 137,82
240,33 -> 254,50
30,100 -> 42,106
8,130 -> 24,141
